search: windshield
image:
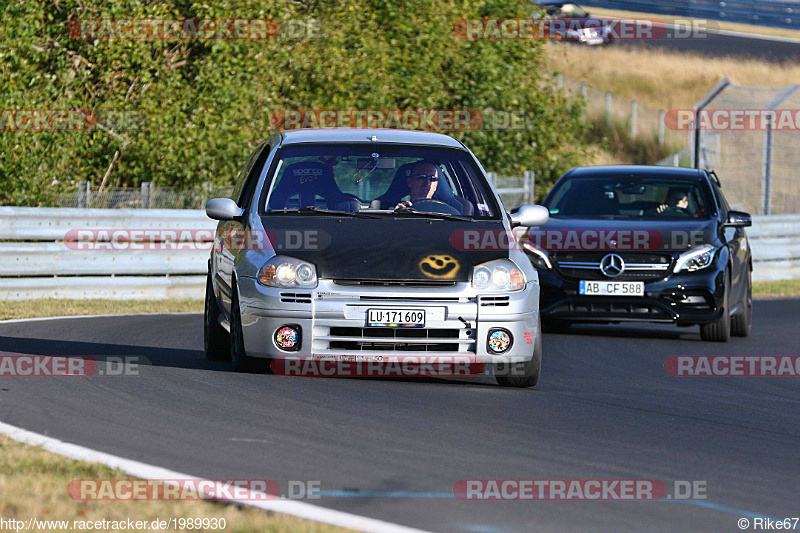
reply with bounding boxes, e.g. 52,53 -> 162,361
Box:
546,176 -> 712,219
260,144 -> 499,218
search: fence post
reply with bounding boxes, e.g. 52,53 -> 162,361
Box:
141,182 -> 152,208
605,92 -> 612,126
761,124 -> 773,215
556,73 -> 563,89
631,101 -> 637,138
673,153 -> 680,167
580,83 -> 587,124
523,170 -> 535,204
658,111 -> 666,145
77,181 -> 86,208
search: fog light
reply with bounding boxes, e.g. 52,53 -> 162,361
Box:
487,329 -> 513,354
275,325 -> 301,351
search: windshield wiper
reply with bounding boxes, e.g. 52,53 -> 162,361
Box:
391,207 -> 475,222
267,206 -> 381,218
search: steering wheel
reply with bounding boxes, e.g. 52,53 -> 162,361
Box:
409,199 -> 460,215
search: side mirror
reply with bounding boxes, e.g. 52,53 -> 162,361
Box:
724,210 -> 752,228
509,204 -> 549,228
206,198 -> 244,221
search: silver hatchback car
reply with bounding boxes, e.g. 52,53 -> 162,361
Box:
204,129 -> 549,387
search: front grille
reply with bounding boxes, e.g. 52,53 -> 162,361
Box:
551,299 -> 672,319
280,292 -> 312,304
323,327 -> 469,352
360,295 -> 464,302
552,251 -> 672,281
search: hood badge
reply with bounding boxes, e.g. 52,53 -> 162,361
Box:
600,253 -> 625,278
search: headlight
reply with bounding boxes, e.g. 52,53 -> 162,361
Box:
472,259 -> 526,292
258,256 -> 318,288
673,245 -> 716,273
521,241 -> 553,270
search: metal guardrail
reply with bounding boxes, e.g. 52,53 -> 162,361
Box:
0,208 -> 797,300
577,0 -> 800,29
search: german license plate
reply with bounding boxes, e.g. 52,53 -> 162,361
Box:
579,281 -> 644,296
367,308 -> 426,327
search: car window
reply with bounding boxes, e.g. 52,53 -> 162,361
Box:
260,144 -> 500,217
546,176 -> 712,219
710,179 -> 729,219
237,143 -> 271,209
231,145 -> 262,205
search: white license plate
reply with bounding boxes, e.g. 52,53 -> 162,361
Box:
367,308 -> 426,327
579,281 -> 644,296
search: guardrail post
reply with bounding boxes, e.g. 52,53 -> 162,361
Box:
761,124 -> 773,215
523,170 -> 535,203
556,73 -> 563,89
658,111 -> 666,145
605,92 -> 612,127
631,101 -> 637,138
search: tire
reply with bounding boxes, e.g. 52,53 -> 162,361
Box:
700,270 -> 731,342
731,267 -> 752,337
496,318 -> 543,388
204,274 -> 230,361
229,283 -> 263,373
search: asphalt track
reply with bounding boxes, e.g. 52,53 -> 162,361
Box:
1,299 -> 798,532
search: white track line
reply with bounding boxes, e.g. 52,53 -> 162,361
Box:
0,312 -> 202,325
0,420 -> 431,533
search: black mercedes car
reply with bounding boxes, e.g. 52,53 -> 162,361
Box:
521,166 -> 753,341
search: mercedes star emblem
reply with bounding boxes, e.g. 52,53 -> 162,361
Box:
600,253 -> 625,278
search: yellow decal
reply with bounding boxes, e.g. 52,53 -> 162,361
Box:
419,254 -> 460,279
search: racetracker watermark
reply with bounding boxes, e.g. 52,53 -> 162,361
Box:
68,479 -> 281,501
63,229 -> 327,252
271,355 -> 486,378
0,356 -> 140,377
67,18 -> 323,40
270,109 -> 538,131
449,228 -> 703,252
453,479 -> 708,500
0,109 -> 145,132
665,109 -> 800,131
453,18 -> 708,41
664,356 -> 800,377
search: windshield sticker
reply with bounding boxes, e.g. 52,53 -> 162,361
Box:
419,254 -> 460,279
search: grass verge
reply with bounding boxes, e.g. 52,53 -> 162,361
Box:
0,299 -> 203,321
545,43 -> 800,111
0,434 -> 349,533
753,279 -> 800,298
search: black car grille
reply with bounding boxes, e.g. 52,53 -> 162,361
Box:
327,327 -> 462,352
552,251 -> 673,281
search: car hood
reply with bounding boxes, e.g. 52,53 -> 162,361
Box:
523,217 -> 718,254
259,216 -> 510,281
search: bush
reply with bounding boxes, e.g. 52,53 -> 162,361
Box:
0,0 -> 586,206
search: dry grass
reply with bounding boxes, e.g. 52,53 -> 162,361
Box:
0,299 -> 203,321
587,7 -> 800,40
753,279 -> 800,298
545,44 -> 800,110
0,433 -> 350,532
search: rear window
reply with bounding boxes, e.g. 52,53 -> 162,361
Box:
546,176 -> 712,219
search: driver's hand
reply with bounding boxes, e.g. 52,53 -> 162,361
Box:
656,204 -> 668,214
394,201 -> 412,210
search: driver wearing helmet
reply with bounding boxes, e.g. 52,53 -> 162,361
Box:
395,161 -> 439,210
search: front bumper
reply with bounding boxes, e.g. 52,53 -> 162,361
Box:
538,268 -> 725,325
236,278 -> 540,363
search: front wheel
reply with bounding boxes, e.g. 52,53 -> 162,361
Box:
229,284 -> 264,373
731,267 -> 752,337
204,274 -> 230,361
495,319 -> 542,388
700,270 -> 731,342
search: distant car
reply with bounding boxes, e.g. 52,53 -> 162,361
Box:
204,128 -> 550,387
521,166 -> 752,341
533,1 -> 614,45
